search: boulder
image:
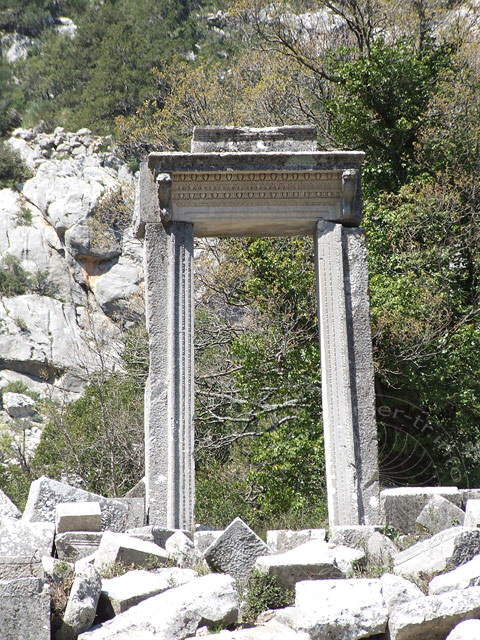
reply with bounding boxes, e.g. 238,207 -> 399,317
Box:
2,392 -> 38,419
78,573 -> 239,639
0,577 -> 50,639
366,532 -> 398,566
380,573 -> 424,612
56,502 -> 102,534
55,532 -> 103,563
91,257 -> 142,316
381,487 -> 462,534
23,477 -> 129,532
446,619 -> 480,639
57,563 -> 102,640
165,531 -> 197,567
94,531 -> 169,571
204,517 -> 272,584
388,586 -> 480,640
416,494 -> 465,534
429,555 -> 480,595
98,567 -> 196,618
329,525 -> 380,550
0,519 -> 54,578
393,527 -> 480,579
0,487 -> 21,519
213,619 -> 310,639
255,540 -> 364,590
464,500 -> 480,528
266,529 -> 326,554
295,578 -> 388,639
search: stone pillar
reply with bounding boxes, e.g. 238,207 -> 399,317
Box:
315,221 -> 380,527
144,220 -> 194,530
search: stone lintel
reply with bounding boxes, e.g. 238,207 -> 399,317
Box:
191,125 -> 318,153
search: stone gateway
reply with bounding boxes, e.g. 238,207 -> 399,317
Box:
134,126 -> 380,530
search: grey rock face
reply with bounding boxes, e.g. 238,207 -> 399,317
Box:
57,563 -> 102,639
380,573 -> 424,612
98,567 -> 196,618
393,527 -> 480,579
416,494 -> 465,534
388,586 -> 480,640
23,477 -> 129,532
0,519 -> 54,578
266,529 -> 326,554
329,525 -> 380,550
381,487 -> 462,534
93,531 -> 169,571
56,502 -> 102,534
255,540 -> 364,590
55,532 -> 102,562
464,499 -> 480,528
429,554 -> 480,595
367,532 -> 398,566
2,392 -> 38,419
78,573 -> 239,639
204,517 -> 272,584
0,577 -> 50,639
295,578 -> 388,639
0,487 -> 21,519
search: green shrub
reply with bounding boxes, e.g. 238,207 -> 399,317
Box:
243,570 -> 294,624
0,144 -> 30,190
0,254 -> 32,296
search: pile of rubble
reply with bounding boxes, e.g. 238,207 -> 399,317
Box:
3,483 -> 480,638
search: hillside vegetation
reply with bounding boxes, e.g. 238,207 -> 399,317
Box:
1,0 -> 480,530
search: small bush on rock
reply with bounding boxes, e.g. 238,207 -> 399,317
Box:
242,570 -> 294,624
0,144 -> 30,190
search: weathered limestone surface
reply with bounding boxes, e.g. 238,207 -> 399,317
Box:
381,487 -> 462,534
144,219 -> 194,530
380,573 -> 424,612
295,578 -> 388,639
0,487 -> 21,519
315,222 -> 379,527
55,532 -> 102,562
213,619 -> 310,639
23,476 -> 129,532
98,567 -> 196,618
329,525 -> 380,549
416,494 -> 465,534
94,531 -> 169,571
56,502 -> 102,534
367,531 -> 398,566
57,563 -> 102,640
195,530 -> 223,554
429,555 -> 480,595
446,619 -> 480,639
0,577 -> 50,639
0,519 -> 54,578
79,573 -> 239,639
394,527 -> 480,579
190,126 -> 318,154
204,517 -> 271,584
266,529 -> 326,554
464,500 -> 480,528
388,587 -> 480,640
255,540 -> 364,589
125,525 -> 178,548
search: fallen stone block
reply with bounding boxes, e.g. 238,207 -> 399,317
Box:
380,573 -> 424,612
0,487 -> 21,519
388,586 -> 480,640
195,530 -> 223,554
78,573 -> 239,639
57,563 -> 102,640
446,619 -> 480,639
393,527 -> 480,579
115,497 -> 145,529
56,532 -> 102,562
23,476 -> 129,532
416,494 -> 465,534
126,525 -> 179,548
124,478 -> 145,498
255,540 -> 364,590
429,555 -> 480,595
56,502 -> 102,534
204,517 -> 272,584
94,531 -> 169,571
464,499 -> 480,528
266,529 -> 326,554
0,519 -> 54,578
381,487 -> 462,534
213,619 -> 310,639
329,525 -> 380,550
165,530 -> 197,567
0,577 -> 50,639
98,567 -> 196,619
367,531 -> 398,566
295,578 -> 388,639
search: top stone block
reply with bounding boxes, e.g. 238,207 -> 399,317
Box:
191,126 -> 318,153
